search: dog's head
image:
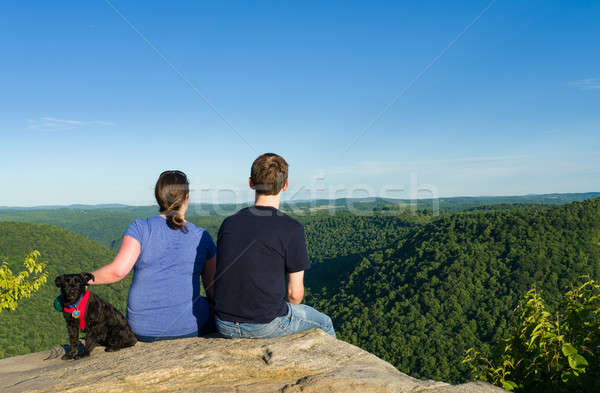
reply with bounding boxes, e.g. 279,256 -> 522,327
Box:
55,273 -> 94,304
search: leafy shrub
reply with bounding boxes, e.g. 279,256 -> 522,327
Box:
464,279 -> 600,392
0,250 -> 48,312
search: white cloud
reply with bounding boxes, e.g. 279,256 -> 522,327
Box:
27,117 -> 115,131
568,78 -> 600,91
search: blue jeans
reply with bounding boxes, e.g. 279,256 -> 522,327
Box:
135,330 -> 199,343
215,303 -> 336,339
135,309 -> 216,342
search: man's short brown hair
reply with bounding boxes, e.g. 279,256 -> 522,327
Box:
250,153 -> 289,195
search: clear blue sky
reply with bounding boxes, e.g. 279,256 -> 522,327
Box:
1,1 -> 598,206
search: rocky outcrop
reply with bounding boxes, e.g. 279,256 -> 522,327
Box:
0,329 -> 505,393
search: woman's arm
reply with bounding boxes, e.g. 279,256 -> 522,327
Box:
90,235 -> 141,285
201,256 -> 216,300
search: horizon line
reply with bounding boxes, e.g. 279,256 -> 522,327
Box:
1,191 -> 599,210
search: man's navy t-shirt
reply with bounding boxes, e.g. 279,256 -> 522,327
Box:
213,205 -> 310,323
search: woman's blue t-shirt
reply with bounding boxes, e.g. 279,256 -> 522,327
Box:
123,216 -> 216,337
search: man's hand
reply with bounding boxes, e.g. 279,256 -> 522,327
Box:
287,271 -> 305,304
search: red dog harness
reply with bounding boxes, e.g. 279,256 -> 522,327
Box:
63,290 -> 91,330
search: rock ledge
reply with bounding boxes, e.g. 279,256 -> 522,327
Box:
0,329 -> 504,393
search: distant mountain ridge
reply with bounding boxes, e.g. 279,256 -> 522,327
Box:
1,192 -> 598,210
0,203 -> 131,210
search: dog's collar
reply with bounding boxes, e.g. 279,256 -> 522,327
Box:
67,294 -> 84,309
63,290 -> 90,330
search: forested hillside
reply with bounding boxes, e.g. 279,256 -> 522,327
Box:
2,192 -> 595,250
0,222 -> 126,358
0,207 -> 422,262
0,212 -> 419,359
309,198 -> 600,383
0,207 -> 223,251
0,207 -> 151,250
300,212 -> 424,263
1,198 -> 599,385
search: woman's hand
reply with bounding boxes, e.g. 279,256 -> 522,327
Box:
90,235 -> 141,285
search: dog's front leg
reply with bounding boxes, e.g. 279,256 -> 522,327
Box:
62,320 -> 80,360
80,335 -> 97,358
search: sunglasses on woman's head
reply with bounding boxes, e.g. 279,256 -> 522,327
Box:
160,170 -> 188,179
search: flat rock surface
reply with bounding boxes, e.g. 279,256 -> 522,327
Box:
0,329 -> 505,393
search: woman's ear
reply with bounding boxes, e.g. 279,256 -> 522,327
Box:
81,272 -> 95,284
55,275 -> 65,288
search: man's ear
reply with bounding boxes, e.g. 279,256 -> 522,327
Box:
281,179 -> 289,192
248,177 -> 255,190
55,275 -> 65,288
81,272 -> 95,284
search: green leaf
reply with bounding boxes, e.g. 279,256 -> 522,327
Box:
502,380 -> 518,391
568,354 -> 588,370
562,343 -> 578,357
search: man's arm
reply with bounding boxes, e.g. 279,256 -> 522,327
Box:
201,255 -> 216,300
287,270 -> 305,304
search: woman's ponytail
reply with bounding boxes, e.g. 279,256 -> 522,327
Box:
155,170 -> 189,232
165,206 -> 186,231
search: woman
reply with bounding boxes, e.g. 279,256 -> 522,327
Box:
89,170 -> 216,342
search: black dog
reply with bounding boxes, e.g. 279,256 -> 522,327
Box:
55,273 -> 137,360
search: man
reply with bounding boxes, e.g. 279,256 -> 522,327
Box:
213,153 -> 336,338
